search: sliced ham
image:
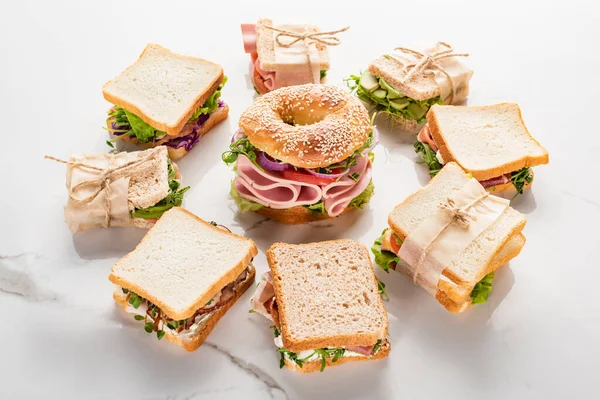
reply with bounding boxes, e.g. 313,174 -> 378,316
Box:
479,173 -> 510,188
253,58 -> 276,92
241,24 -> 257,54
322,157 -> 373,217
417,124 -> 438,152
252,272 -> 276,322
235,155 -> 322,209
345,345 -> 375,356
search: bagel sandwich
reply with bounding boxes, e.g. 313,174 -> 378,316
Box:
110,208 -> 258,351
103,44 -> 229,160
222,84 -> 376,224
241,19 -> 330,95
251,240 -> 390,373
415,103 -> 549,198
372,163 -> 527,313
346,42 -> 473,132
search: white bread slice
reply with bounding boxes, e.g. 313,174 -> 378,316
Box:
108,104 -> 229,160
267,240 -> 388,353
256,18 -> 330,72
428,103 -> 549,181
388,162 -> 527,289
283,337 -> 391,373
103,44 -> 224,136
109,208 -> 258,320
114,265 -> 256,352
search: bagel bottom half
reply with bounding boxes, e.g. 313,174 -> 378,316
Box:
256,206 -> 353,225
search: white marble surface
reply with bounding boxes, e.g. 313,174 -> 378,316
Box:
1,1 -> 598,399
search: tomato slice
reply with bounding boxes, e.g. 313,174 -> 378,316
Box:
251,52 -> 258,63
390,234 -> 402,254
281,169 -> 335,186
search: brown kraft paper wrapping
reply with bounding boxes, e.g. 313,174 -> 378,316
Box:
272,23 -> 321,88
398,179 -> 509,295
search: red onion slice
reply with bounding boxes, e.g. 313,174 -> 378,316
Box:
256,151 -> 292,171
231,129 -> 245,143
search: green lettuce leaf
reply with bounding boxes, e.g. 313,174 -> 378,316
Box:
470,272 -> 494,304
414,141 -> 442,177
345,73 -> 442,123
124,109 -> 165,143
131,161 -> 190,219
371,229 -> 400,273
230,181 -> 264,212
189,76 -> 227,120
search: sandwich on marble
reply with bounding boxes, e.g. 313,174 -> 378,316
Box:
251,240 -> 390,373
241,18 -> 347,95
46,146 -> 189,233
372,162 -> 527,313
415,103 -> 549,197
347,41 -> 472,132
110,207 -> 258,351
222,84 -> 376,224
103,44 -> 228,159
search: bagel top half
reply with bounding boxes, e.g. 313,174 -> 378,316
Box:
239,84 -> 371,168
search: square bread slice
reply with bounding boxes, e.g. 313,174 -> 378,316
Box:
109,207 -> 258,320
102,44 -> 224,136
428,103 -> 549,181
388,162 -> 527,289
267,239 -> 388,353
256,18 -> 330,71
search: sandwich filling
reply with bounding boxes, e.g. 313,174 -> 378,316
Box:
107,78 -> 227,151
222,126 -> 376,218
372,228 -> 494,304
251,272 -> 385,372
242,24 -> 327,95
130,159 -> 190,220
346,71 -> 442,124
116,263 -> 253,341
414,124 -> 534,196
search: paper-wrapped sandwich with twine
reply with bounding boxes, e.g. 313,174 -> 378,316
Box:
45,146 -> 189,233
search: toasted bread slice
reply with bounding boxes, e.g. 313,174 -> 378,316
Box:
283,337 -> 391,373
103,44 -> 224,136
114,265 -> 255,351
256,18 -> 330,72
267,240 -> 388,353
388,163 -> 526,289
428,103 -> 549,181
368,55 -> 439,101
108,104 -> 229,160
109,207 -> 258,320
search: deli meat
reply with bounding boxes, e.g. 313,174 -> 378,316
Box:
345,345 -> 375,356
321,155 -> 372,217
241,24 -> 257,54
479,174 -> 510,188
417,124 -> 438,152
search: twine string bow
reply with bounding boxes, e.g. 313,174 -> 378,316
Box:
45,149 -> 160,228
262,25 -> 350,48
391,42 -> 469,104
412,191 -> 487,284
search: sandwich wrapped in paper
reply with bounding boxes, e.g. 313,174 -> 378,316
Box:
414,103 -> 549,197
103,44 -> 229,159
49,146 -> 189,233
110,208 -> 258,351
241,18 -> 347,94
372,162 -> 526,313
347,41 -> 473,132
251,240 -> 390,373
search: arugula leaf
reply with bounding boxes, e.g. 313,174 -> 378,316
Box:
510,168 -> 533,198
248,309 -> 256,313
349,172 -> 360,182
131,160 -> 190,219
378,279 -> 389,301
230,181 -> 264,212
222,136 -> 262,168
270,325 -> 280,338
320,70 -> 327,80
372,339 -> 382,354
345,73 -> 442,123
371,229 -> 400,273
470,272 -> 494,304
414,141 -> 442,177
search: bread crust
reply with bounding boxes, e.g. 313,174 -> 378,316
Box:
255,18 -> 330,72
428,103 -> 550,181
387,163 -> 526,288
114,265 -> 255,352
102,43 -> 224,136
239,84 -> 371,168
107,104 -> 229,160
256,205 -> 352,224
283,337 -> 390,373
108,207 -> 258,320
267,240 -> 388,353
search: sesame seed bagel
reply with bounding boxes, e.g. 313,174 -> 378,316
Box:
239,84 -> 371,169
